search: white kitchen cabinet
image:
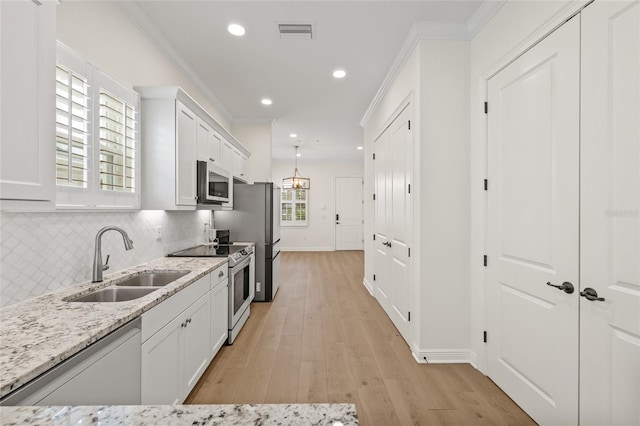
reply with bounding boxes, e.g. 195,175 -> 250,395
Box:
196,117 -> 221,165
210,266 -> 229,358
138,87 -> 250,209
141,274 -> 211,404
181,293 -> 211,400
176,101 -> 197,206
232,148 -> 249,182
0,0 -> 56,206
221,140 -> 234,173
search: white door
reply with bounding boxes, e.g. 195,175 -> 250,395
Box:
335,177 -> 364,250
486,16 -> 580,425
580,2 -> 640,424
373,105 -> 412,342
175,101 -> 197,206
388,107 -> 412,339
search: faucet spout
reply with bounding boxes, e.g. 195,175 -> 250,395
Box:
92,226 -> 134,283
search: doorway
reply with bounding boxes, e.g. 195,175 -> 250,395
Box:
334,177 -> 363,250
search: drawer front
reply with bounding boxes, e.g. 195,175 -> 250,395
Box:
210,265 -> 228,290
142,274 -> 210,342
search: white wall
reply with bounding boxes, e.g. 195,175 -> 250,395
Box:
363,39 -> 471,361
272,159 -> 363,251
0,210 -> 210,307
468,0 -> 589,370
231,122 -> 273,183
56,1 -> 230,129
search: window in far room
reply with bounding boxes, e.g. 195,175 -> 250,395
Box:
281,188 -> 308,226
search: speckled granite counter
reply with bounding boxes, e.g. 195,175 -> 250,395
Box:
0,256 -> 228,398
0,403 -> 358,425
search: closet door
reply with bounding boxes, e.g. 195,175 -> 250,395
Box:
486,16 -> 580,425
580,2 -> 640,425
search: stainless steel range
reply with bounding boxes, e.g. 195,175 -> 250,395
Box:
167,230 -> 254,344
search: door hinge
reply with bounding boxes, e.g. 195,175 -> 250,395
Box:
408,120 -> 411,130
373,153 -> 376,160
373,234 -> 376,241
373,193 -> 376,201
408,247 -> 411,257
408,312 -> 411,322
484,179 -> 488,191
373,274 -> 376,281
483,331 -> 487,343
408,184 -> 411,194
483,255 -> 488,267
484,102 -> 488,114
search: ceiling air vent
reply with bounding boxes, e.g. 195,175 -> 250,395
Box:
278,23 -> 314,40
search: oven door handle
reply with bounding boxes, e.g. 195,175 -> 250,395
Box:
230,256 -> 251,271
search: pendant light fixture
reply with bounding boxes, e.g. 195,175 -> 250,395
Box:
282,145 -> 310,190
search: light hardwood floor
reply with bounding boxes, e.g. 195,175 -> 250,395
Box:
186,251 -> 535,425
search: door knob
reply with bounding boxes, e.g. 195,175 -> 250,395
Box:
580,287 -> 605,302
546,281 -> 574,294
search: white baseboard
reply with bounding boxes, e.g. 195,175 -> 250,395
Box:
362,278 -> 374,296
281,247 -> 333,252
412,348 -> 473,364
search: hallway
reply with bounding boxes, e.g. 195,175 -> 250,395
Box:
187,251 -> 534,425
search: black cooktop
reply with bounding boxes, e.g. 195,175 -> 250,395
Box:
167,244 -> 243,258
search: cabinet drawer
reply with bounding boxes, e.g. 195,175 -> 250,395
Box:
211,265 -> 228,290
142,274 -> 209,342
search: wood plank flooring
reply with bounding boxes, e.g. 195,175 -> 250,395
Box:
186,251 -> 535,425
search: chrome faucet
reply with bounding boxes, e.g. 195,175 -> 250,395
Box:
92,226 -> 134,282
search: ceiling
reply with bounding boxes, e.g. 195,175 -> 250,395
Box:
127,1 -> 489,161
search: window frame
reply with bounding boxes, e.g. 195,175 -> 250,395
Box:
281,188 -> 308,227
55,42 -> 140,210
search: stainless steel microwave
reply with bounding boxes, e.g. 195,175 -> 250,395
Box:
197,160 -> 231,204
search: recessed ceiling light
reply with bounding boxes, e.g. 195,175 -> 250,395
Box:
296,153 -> 302,157
261,98 -> 272,106
357,146 -> 363,150
333,69 -> 347,79
289,133 -> 297,138
228,23 -> 245,36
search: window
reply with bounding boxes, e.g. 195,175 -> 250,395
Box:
56,43 -> 140,209
281,189 -> 308,226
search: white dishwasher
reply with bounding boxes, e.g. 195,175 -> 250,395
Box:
1,318 -> 141,406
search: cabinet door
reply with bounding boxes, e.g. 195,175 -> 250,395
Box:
221,141 -> 234,173
196,117 -> 212,162
141,315 -> 182,405
209,132 -> 222,164
240,154 -> 248,180
175,101 -> 197,206
181,293 -> 211,400
580,2 -> 640,425
210,281 -> 229,358
232,149 -> 242,179
0,0 -> 55,202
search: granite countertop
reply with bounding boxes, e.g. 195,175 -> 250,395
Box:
0,403 -> 359,425
0,256 -> 228,398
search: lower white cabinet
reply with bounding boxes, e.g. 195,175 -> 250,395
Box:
210,266 -> 229,357
141,276 -> 211,405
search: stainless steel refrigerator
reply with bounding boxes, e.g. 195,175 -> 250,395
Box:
214,182 -> 281,302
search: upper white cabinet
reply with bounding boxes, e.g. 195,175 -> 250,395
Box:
196,117 -> 221,165
0,0 -> 56,206
175,101 -> 197,207
137,87 -> 250,210
232,149 -> 249,182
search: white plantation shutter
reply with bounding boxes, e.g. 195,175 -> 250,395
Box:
56,42 -> 140,208
55,64 -> 90,188
98,91 -> 137,193
281,189 -> 308,226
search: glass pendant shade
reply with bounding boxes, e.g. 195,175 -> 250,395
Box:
282,146 -> 310,189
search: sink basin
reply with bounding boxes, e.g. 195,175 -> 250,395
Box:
114,271 -> 189,287
68,287 -> 159,302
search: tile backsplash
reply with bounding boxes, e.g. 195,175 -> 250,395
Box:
0,210 -> 211,308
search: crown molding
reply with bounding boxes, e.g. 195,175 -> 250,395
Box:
359,1 -> 506,128
116,1 -> 234,124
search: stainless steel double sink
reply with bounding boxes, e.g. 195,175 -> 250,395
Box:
67,271 -> 189,302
